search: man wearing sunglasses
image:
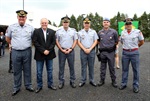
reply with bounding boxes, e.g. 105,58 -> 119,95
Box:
97,18 -> 118,88
56,16 -> 78,89
119,18 -> 144,93
78,17 -> 98,87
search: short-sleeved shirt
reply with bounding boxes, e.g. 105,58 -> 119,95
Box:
98,28 -> 118,48
6,23 -> 34,50
78,28 -> 98,48
121,29 -> 144,49
56,27 -> 78,49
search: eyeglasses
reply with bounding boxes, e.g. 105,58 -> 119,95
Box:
63,22 -> 69,23
18,16 -> 26,18
125,22 -> 132,25
84,22 -> 90,24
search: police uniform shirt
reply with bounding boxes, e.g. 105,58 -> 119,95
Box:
6,23 -> 34,50
56,27 -> 78,49
121,29 -> 144,49
98,28 -> 118,48
78,28 -> 98,48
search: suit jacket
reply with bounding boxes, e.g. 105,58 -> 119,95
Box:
32,28 -> 56,60
0,35 -> 6,45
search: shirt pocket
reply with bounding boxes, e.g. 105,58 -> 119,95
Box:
131,35 -> 138,45
69,33 -> 74,39
81,34 -> 85,40
24,30 -> 32,38
11,29 -> 20,38
89,33 -> 94,41
58,33 -> 65,40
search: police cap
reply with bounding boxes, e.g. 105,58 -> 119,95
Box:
61,16 -> 70,23
124,18 -> 133,25
16,10 -> 28,16
83,17 -> 91,24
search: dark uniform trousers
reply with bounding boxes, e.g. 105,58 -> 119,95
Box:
80,49 -> 95,83
12,47 -> 32,91
100,51 -> 116,81
58,49 -> 76,84
121,50 -> 139,88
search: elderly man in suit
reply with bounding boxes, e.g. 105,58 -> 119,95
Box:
32,18 -> 57,93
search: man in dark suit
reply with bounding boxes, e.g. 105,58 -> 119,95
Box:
0,32 -> 6,56
32,18 -> 57,93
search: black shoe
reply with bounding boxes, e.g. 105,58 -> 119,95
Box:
12,89 -> 20,96
26,87 -> 34,92
119,85 -> 127,90
133,87 -> 139,93
8,69 -> 13,73
79,82 -> 85,87
35,88 -> 42,93
58,83 -> 64,89
48,85 -> 57,90
97,80 -> 105,86
90,82 -> 97,87
70,82 -> 76,88
112,81 -> 118,88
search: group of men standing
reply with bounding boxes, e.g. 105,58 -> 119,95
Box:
5,10 -> 144,96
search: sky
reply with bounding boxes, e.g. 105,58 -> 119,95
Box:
0,0 -> 150,28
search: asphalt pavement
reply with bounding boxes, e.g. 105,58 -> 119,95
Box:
0,42 -> 150,101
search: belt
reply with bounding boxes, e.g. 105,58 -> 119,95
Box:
12,47 -> 31,51
123,48 -> 138,52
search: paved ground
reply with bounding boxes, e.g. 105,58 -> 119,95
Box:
0,42 -> 150,101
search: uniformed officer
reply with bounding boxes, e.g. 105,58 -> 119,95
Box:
6,10 -> 34,96
78,17 -> 98,87
119,18 -> 144,93
56,16 -> 78,89
97,18 -> 118,88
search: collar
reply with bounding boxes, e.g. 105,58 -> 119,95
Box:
124,29 -> 135,33
42,28 -> 47,32
62,27 -> 71,32
16,23 -> 27,27
83,28 -> 92,32
102,28 -> 111,31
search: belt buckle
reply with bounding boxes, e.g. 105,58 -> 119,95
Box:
129,49 -> 132,51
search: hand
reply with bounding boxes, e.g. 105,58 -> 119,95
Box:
44,50 -> 49,55
9,48 -> 12,52
84,48 -> 91,54
66,48 -> 72,54
61,49 -> 67,54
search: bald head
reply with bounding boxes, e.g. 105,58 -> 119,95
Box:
40,18 -> 49,30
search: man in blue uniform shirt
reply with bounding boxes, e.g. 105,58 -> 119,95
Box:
97,18 -> 118,88
56,16 -> 78,89
6,10 -> 34,96
78,17 -> 98,87
119,18 -> 144,93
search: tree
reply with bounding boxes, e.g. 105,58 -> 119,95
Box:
110,16 -> 118,31
139,12 -> 149,38
120,13 -> 126,21
77,15 -> 84,31
116,12 -> 121,21
52,22 -> 57,27
93,12 -> 103,32
133,14 -> 138,20
70,14 -> 78,30
48,20 -> 51,25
